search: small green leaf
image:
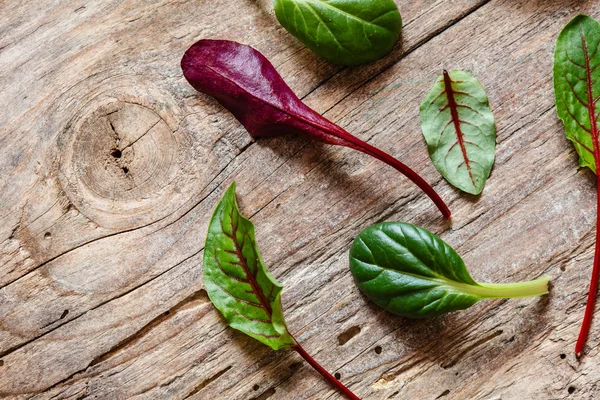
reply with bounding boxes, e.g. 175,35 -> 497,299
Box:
349,222 -> 550,318
553,14 -> 600,173
420,70 -> 496,195
273,0 -> 402,66
203,183 -> 296,350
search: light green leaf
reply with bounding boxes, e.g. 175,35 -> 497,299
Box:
553,14 -> 600,173
203,183 -> 296,350
420,70 -> 496,195
349,222 -> 550,318
273,0 -> 402,66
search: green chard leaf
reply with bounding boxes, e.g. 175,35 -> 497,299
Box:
554,14 -> 600,173
420,70 -> 496,195
349,222 -> 549,318
273,0 -> 402,66
553,15 -> 600,356
203,183 -> 361,399
203,183 -> 296,350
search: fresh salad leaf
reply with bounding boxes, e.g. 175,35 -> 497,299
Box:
349,222 -> 550,318
204,183 -> 296,350
273,0 -> 402,66
553,14 -> 600,356
204,183 -> 360,399
182,39 -> 450,218
420,70 -> 496,195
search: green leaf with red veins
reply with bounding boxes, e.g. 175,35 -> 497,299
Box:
553,14 -> 600,357
203,183 -> 361,400
203,182 -> 296,350
420,70 -> 496,195
554,15 -> 600,173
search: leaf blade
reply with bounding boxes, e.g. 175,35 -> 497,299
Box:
553,14 -> 600,173
553,14 -> 600,357
349,222 -> 549,318
420,70 -> 497,195
273,0 -> 402,66
349,222 -> 480,318
203,183 -> 296,350
181,39 -> 451,218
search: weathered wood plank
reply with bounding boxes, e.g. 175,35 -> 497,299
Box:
1,0 -> 600,399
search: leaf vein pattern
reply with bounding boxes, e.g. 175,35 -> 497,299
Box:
214,248 -> 249,283
303,0 -> 395,30
233,310 -> 274,326
303,2 -> 351,55
566,50 -> 587,70
563,70 -> 590,108
562,94 -> 592,134
443,71 -> 476,186
228,206 -> 274,316
215,207 -> 273,316
212,279 -> 265,308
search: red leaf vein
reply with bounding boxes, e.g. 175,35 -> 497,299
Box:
442,70 -> 476,186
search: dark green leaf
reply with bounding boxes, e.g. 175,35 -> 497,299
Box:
420,70 -> 496,195
553,14 -> 600,173
273,0 -> 402,66
349,222 -> 549,318
203,183 -> 296,350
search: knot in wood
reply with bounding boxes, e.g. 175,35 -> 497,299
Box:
59,101 -> 181,230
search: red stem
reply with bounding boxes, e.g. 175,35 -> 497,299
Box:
342,136 -> 452,219
576,182 -> 600,357
293,342 -> 361,400
575,27 -> 600,357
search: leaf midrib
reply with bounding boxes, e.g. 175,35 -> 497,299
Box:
355,257 -> 488,299
580,27 -> 600,168
202,62 -> 364,148
225,206 -> 273,317
443,71 -> 476,187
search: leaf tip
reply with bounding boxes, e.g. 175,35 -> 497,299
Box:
221,181 -> 237,200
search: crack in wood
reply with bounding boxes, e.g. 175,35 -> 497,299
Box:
184,365 -> 232,398
90,289 -> 209,367
0,248 -> 203,360
440,329 -> 504,369
250,387 -> 276,400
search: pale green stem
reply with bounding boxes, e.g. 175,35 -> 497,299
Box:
460,276 -> 551,299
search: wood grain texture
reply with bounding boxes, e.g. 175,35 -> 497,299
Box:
1,0 -> 599,399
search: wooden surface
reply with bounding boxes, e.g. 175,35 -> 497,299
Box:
1,0 -> 600,398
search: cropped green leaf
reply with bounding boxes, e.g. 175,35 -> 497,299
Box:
553,14 -> 600,173
554,14 -> 600,357
420,70 -> 496,195
349,222 -> 550,318
203,183 -> 296,350
273,0 -> 402,66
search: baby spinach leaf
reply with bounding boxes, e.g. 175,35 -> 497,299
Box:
553,14 -> 600,356
182,39 -> 450,219
420,70 -> 496,195
273,0 -> 402,66
349,222 -> 550,318
204,183 -> 360,399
